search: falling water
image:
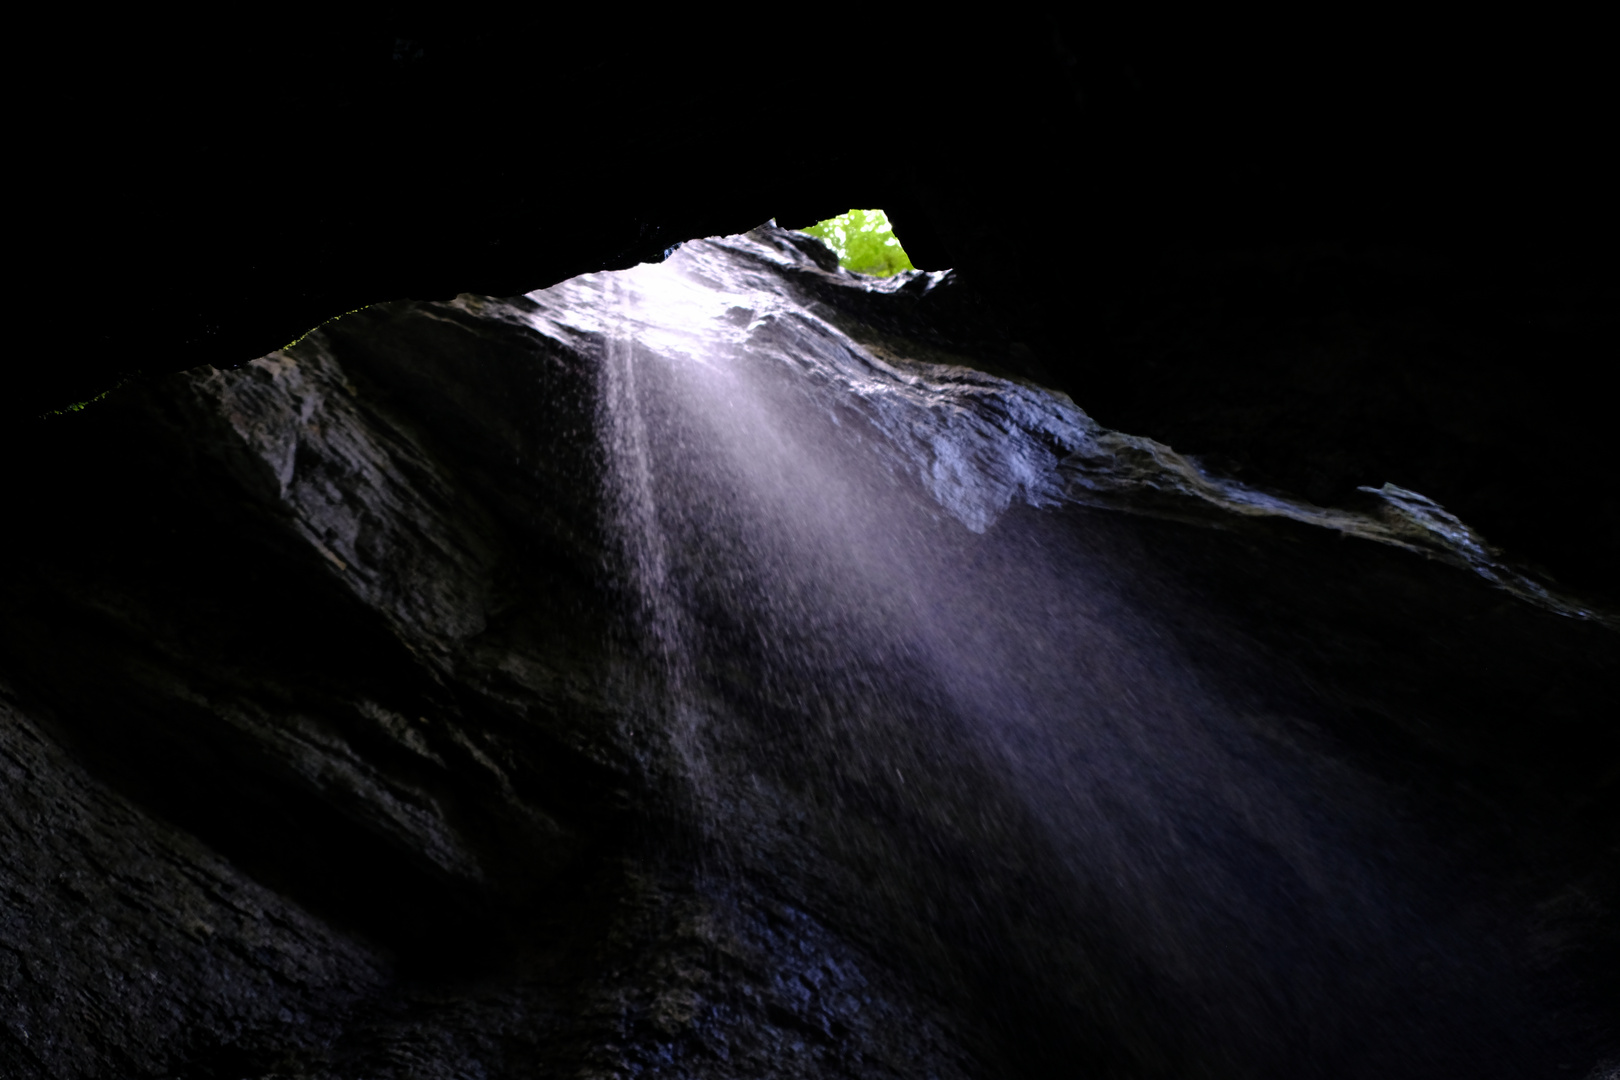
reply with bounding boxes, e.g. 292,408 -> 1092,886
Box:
521,226 -> 1563,1078
594,273 -> 729,864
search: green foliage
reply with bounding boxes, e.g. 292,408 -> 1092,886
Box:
41,377 -> 132,419
283,305 -> 373,351
799,209 -> 916,277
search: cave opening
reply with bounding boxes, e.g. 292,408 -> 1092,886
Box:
794,209 -> 918,277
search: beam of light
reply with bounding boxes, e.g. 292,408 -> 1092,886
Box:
510,225 -> 1558,1076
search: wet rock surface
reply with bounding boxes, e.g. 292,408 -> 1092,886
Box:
3,228 -> 1617,1078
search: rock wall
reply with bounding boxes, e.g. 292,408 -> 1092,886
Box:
3,228 -> 1616,1078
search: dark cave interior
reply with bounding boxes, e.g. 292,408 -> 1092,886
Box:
5,11 -> 1618,1079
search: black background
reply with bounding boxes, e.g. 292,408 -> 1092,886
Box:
12,9 -> 1617,596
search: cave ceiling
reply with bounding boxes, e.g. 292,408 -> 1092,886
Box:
12,13 -> 1618,590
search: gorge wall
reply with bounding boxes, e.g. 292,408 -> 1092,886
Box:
3,227 -> 1616,1078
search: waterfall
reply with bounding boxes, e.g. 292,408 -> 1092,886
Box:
529,226 -> 1557,1076
595,273 -> 725,869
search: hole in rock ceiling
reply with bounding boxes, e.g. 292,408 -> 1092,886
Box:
795,208 -> 916,277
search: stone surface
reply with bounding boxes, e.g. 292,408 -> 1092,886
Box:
3,228 -> 1616,1078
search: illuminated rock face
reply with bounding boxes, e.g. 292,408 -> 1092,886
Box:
3,228 -> 1617,1078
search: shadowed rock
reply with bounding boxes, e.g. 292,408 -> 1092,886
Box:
3,227 -> 1615,1078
